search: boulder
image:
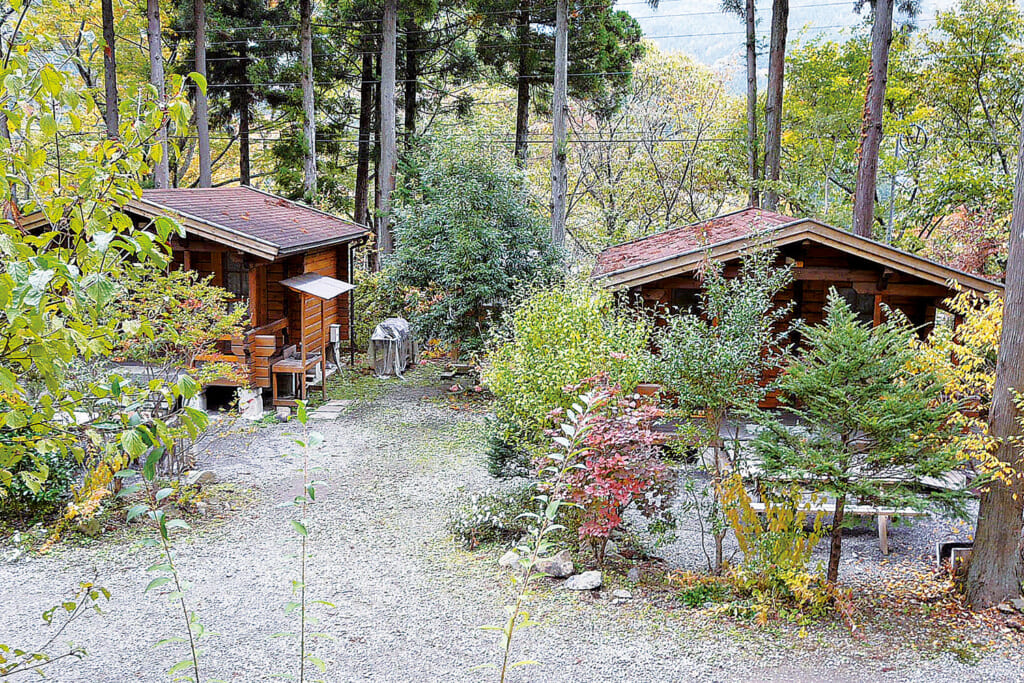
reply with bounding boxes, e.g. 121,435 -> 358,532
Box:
275,406 -> 292,421
184,470 -> 219,487
564,571 -> 602,591
534,550 -> 574,578
498,550 -> 521,570
627,567 -> 641,583
612,589 -> 632,600
1011,597 -> 1024,612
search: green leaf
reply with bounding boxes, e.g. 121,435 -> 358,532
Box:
145,577 -> 172,593
121,430 -> 148,459
290,520 -> 308,537
167,659 -> 196,676
126,504 -> 148,522
142,447 -> 165,481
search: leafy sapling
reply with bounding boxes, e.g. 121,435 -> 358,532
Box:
655,247 -> 793,573
278,401 -> 333,682
481,392 -> 601,682
0,581 -> 110,678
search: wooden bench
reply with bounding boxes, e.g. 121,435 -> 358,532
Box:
747,501 -> 929,555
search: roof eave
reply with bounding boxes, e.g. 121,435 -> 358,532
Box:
595,220 -> 1003,295
276,230 -> 374,257
128,198 -> 281,261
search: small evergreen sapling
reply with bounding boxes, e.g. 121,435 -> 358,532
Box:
753,290 -> 963,584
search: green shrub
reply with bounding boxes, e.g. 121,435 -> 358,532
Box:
483,279 -> 653,442
1,451 -> 78,520
351,268 -> 414,350
389,133 -> 562,350
448,482 -> 536,549
483,420 -> 530,479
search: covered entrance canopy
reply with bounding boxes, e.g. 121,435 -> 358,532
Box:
276,273 -> 355,404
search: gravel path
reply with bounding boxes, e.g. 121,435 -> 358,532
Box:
2,376 -> 1021,682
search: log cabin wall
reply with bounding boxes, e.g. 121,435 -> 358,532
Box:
285,246 -> 351,354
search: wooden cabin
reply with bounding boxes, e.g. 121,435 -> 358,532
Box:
593,208 -> 1003,400
126,187 -> 369,401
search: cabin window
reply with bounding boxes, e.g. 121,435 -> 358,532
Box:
671,288 -> 700,313
836,287 -> 874,325
224,253 -> 249,300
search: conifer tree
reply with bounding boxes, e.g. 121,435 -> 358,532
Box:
753,290 -> 963,584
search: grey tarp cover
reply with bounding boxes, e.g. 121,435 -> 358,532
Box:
368,318 -> 417,378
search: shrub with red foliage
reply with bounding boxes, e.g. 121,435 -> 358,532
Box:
541,374 -> 675,561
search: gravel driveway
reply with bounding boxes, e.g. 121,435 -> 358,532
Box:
2,376 -> 1021,682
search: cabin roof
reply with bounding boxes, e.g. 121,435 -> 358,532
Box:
594,207 -> 797,277
592,208 -> 1003,295
129,186 -> 370,261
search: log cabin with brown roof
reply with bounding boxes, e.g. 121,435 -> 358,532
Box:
593,208 -> 1004,404
126,186 -> 370,402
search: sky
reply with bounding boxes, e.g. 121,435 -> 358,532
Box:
618,0 -> 963,85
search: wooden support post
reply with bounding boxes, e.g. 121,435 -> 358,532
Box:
183,249 -> 192,271
873,293 -> 884,327
878,514 -> 889,555
211,251 -> 223,287
300,293 -> 307,401
248,266 -> 261,328
321,297 -> 327,400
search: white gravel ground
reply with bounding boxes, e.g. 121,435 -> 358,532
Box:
2,375 -> 1021,682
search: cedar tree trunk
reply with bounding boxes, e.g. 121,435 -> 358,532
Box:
300,0 -> 317,198
852,0 -> 894,238
745,0 -> 759,207
966,112 -> 1024,607
195,0 -> 211,186
354,49 -> 373,227
239,88 -> 251,185
550,0 -> 568,247
102,0 -> 119,139
762,0 -> 788,211
404,15 -> 418,143
378,0 -> 397,257
514,0 -> 531,166
146,0 -> 169,188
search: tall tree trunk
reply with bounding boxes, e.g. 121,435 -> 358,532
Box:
966,111 -> 1024,608
762,0 -> 788,211
300,0 -> 316,199
239,89 -> 251,185
354,49 -> 373,227
745,0 -> 759,207
101,0 -> 118,139
826,493 -> 846,584
404,16 -> 418,143
550,0 -> 568,247
378,0 -> 397,257
852,0 -> 894,238
146,0 -> 169,188
195,0 -> 211,186
513,0 -> 531,166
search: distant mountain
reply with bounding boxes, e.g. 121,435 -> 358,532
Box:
619,0 -> 960,90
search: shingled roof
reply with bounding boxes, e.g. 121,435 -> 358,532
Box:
128,186 -> 369,261
593,207 -> 796,277
593,207 -> 1003,296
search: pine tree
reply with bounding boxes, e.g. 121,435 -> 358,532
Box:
754,289 -> 963,584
